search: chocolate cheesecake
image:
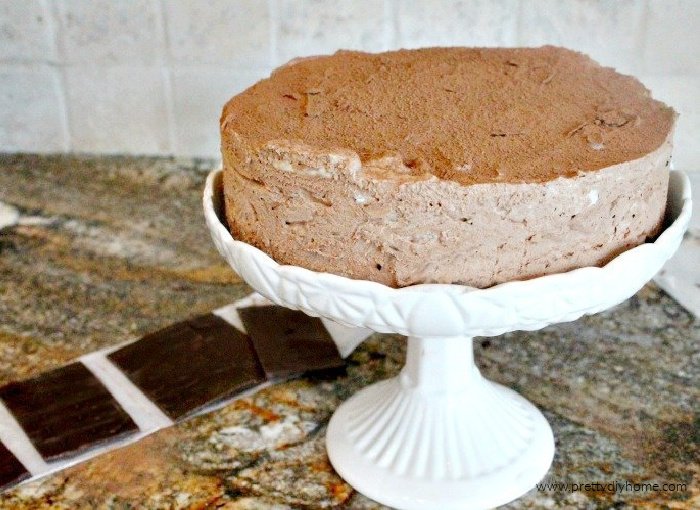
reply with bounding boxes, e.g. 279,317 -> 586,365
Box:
220,47 -> 676,288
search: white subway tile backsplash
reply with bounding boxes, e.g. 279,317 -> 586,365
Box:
0,0 -> 55,62
64,66 -> 169,154
165,0 -> 271,67
0,0 -> 697,168
644,0 -> 700,75
0,65 -> 66,152
396,0 -> 519,48
171,67 -> 269,158
641,75 -> 700,170
518,0 -> 646,75
54,0 -> 163,65
275,0 -> 387,64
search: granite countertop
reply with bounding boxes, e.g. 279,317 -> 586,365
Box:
0,154 -> 697,509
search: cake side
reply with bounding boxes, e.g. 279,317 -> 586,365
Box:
220,46 -> 675,288
221,130 -> 672,288
221,46 -> 676,186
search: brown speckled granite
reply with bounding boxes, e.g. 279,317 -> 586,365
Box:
0,154 -> 697,509
0,154 -> 244,386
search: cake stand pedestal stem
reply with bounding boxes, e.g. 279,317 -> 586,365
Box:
402,335 -> 478,393
327,334 -> 555,510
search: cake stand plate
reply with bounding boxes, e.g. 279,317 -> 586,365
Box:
204,170 -> 691,510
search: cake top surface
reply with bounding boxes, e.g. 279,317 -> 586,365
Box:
221,46 -> 675,185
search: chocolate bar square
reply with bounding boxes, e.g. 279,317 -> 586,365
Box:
109,314 -> 265,420
238,306 -> 344,379
0,442 -> 29,490
0,363 -> 138,460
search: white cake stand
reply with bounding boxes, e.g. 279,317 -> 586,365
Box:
203,170 -> 691,510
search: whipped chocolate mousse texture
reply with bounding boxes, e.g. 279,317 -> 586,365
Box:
220,47 -> 676,288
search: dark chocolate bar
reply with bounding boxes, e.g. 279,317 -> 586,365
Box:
238,306 -> 344,379
0,442 -> 29,490
0,363 -> 138,460
109,314 -> 265,420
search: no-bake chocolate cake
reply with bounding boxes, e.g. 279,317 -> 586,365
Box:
220,46 -> 676,288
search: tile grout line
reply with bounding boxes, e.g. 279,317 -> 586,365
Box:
382,0 -> 396,50
154,0 -> 177,154
0,402 -> 48,476
515,0 -> 526,46
42,0 -> 71,152
268,0 -> 278,67
80,352 -> 173,432
638,0 -> 652,76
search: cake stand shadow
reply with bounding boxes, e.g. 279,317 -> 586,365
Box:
204,170 -> 691,510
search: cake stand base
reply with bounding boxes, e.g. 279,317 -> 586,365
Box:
327,336 -> 554,510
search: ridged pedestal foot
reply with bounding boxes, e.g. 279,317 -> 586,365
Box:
326,336 -> 554,510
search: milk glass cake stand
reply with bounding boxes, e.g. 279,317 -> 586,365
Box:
204,169 -> 691,510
